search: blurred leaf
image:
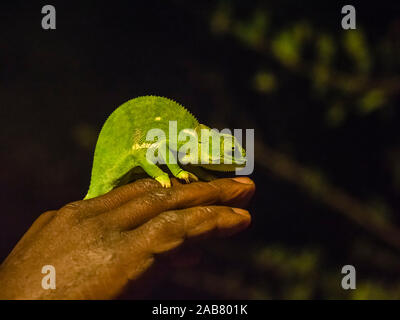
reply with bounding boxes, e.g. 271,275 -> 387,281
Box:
253,71 -> 277,93
358,89 -> 386,114
366,197 -> 393,226
316,34 -> 335,65
285,282 -> 314,299
293,21 -> 312,44
325,103 -> 346,127
312,63 -> 331,92
253,245 -> 320,278
210,1 -> 232,34
272,29 -> 300,68
352,282 -> 400,299
233,11 -> 269,48
342,29 -> 372,73
271,22 -> 311,68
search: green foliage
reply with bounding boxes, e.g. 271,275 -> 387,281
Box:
253,71 -> 277,93
233,11 -> 269,49
200,0 -> 400,300
358,89 -> 386,114
342,29 -> 371,74
272,30 -> 300,67
210,1 -> 232,34
325,103 -> 346,127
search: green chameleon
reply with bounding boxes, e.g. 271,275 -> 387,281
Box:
84,96 -> 246,199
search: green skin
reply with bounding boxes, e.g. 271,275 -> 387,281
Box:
85,96 -> 246,199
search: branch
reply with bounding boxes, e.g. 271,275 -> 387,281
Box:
255,140 -> 400,252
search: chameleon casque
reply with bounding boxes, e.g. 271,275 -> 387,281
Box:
84,96 -> 247,199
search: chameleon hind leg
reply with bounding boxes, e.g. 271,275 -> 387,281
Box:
138,158 -> 171,188
132,147 -> 171,187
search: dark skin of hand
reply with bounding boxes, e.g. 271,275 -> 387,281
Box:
0,177 -> 255,299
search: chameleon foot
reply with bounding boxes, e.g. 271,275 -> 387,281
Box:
155,174 -> 171,188
176,171 -> 198,184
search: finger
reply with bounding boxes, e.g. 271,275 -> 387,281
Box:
100,177 -> 255,230
78,179 -> 163,217
122,205 -> 251,256
223,177 -> 255,207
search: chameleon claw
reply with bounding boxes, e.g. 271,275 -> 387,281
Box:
176,171 -> 198,184
155,175 -> 171,188
189,172 -> 199,182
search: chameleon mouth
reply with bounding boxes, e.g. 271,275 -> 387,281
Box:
224,155 -> 247,166
200,163 -> 238,172
233,158 -> 246,165
200,157 -> 247,172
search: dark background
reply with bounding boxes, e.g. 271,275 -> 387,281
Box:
1,0 -> 400,299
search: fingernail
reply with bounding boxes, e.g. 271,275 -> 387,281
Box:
231,177 -> 253,184
232,207 -> 250,217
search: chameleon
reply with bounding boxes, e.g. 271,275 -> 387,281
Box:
84,96 -> 246,199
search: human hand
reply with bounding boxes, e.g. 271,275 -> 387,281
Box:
0,177 -> 255,299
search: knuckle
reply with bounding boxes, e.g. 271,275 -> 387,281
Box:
151,210 -> 185,238
196,206 -> 216,218
86,215 -> 107,231
188,181 -> 211,191
191,181 -> 221,201
121,179 -> 156,196
175,182 -> 209,200
160,210 -> 182,225
146,188 -> 175,204
57,200 -> 85,222
207,180 -> 223,193
39,210 -> 56,219
137,178 -> 162,188
61,200 -> 83,211
96,195 -> 120,211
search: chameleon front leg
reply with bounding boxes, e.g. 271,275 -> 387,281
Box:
161,141 -> 198,183
165,159 -> 198,183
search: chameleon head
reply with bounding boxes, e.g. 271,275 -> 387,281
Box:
191,124 -> 247,172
